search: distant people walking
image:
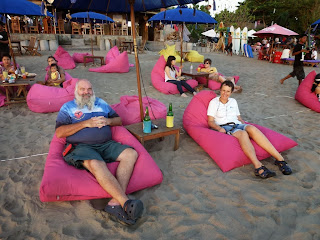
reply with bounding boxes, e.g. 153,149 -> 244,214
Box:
225,32 -> 233,56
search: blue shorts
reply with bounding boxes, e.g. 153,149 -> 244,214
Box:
221,123 -> 249,135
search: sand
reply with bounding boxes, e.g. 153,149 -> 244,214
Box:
0,49 -> 319,240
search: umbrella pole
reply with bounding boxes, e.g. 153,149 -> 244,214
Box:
129,0 -> 144,121
5,14 -> 17,70
180,24 -> 183,66
90,23 -> 94,56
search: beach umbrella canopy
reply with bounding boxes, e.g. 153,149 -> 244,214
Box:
148,6 -> 218,24
201,29 -> 217,38
253,24 -> 298,38
71,12 -> 114,23
311,19 -> 320,28
248,29 -> 257,38
48,0 -> 204,121
0,0 -> 53,17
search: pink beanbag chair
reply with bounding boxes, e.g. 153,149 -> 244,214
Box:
295,70 -> 320,113
196,64 -> 239,90
183,90 -> 298,172
151,56 -> 198,94
105,46 -> 120,64
53,46 -> 76,69
89,51 -> 129,73
27,78 -> 78,113
111,95 -> 167,126
72,52 -> 93,63
39,126 -> 163,202
0,93 -> 5,107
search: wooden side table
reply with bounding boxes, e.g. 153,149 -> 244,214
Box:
125,119 -> 181,151
181,71 -> 210,88
0,82 -> 29,104
83,56 -> 105,67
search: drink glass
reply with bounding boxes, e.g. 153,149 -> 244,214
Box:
21,67 -> 25,74
3,70 -> 8,79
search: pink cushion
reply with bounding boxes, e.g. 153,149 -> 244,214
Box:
72,52 -> 93,63
151,56 -> 198,94
89,51 -> 130,73
39,126 -> 163,202
183,90 -> 298,172
0,93 -> 5,107
295,70 -> 320,113
53,46 -> 76,70
105,46 -> 120,64
110,95 -> 167,126
27,78 -> 78,113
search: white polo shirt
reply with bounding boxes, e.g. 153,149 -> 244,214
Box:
207,97 -> 241,125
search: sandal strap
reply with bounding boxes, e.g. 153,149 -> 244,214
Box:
255,166 -> 275,178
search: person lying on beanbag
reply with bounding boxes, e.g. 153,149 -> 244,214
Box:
311,73 -> 320,102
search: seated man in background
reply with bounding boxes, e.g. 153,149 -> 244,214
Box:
55,79 -> 144,226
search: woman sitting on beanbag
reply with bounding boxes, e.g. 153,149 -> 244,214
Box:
201,58 -> 242,93
207,80 -> 292,178
311,73 -> 320,102
165,55 -> 196,98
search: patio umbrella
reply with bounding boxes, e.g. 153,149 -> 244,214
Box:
48,0 -> 204,121
311,19 -> 320,28
71,12 -> 114,56
247,29 -> 257,38
253,24 -> 298,38
0,0 -> 53,68
201,29 -> 217,38
148,6 -> 217,65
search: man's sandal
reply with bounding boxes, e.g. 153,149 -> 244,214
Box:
124,199 -> 144,221
104,205 -> 136,226
254,166 -> 276,179
274,160 -> 292,175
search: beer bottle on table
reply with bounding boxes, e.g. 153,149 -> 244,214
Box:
143,107 -> 152,133
166,103 -> 174,128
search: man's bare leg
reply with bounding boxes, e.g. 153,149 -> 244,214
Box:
280,74 -> 292,84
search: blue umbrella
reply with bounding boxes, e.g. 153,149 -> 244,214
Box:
48,0 -> 204,121
0,0 -> 53,17
311,19 -> 320,30
71,12 -> 114,23
148,6 -> 217,24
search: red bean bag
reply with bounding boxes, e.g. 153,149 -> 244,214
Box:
27,78 -> 78,113
151,56 -> 198,94
53,46 -> 76,70
110,95 -> 167,126
196,64 -> 239,90
295,70 -> 320,113
39,126 -> 163,202
183,90 -> 298,172
89,51 -> 129,73
72,52 -> 93,63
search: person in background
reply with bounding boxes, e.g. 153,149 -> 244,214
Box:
311,48 -> 318,60
47,63 -> 63,87
225,32 -> 233,56
0,54 -> 15,80
45,56 -> 66,86
0,22 -> 9,59
311,73 -> 320,102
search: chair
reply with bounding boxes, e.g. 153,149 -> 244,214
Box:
11,17 -> 21,33
138,39 -> 147,53
42,17 -> 53,34
71,22 -> 82,34
22,36 -> 41,56
55,19 -> 65,34
94,23 -> 104,35
81,23 -> 91,34
29,25 -> 39,34
121,20 -> 128,36
117,37 -> 128,53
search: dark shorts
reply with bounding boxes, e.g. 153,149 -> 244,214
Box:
225,43 -> 232,51
64,140 -> 132,170
290,65 -> 305,80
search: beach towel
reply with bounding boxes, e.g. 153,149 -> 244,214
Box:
39,126 -> 163,202
53,46 -> 76,69
183,90 -> 298,172
295,70 -> 320,113
151,56 -> 198,94
110,95 -> 167,125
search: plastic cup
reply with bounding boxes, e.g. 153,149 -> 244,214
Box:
3,71 -> 8,79
21,67 -> 25,74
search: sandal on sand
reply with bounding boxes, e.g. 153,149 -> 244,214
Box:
104,205 -> 136,226
254,166 -> 276,179
274,160 -> 292,175
233,86 -> 243,93
124,199 -> 144,220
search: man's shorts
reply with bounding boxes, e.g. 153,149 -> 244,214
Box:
221,123 -> 249,135
64,140 -> 132,170
290,65 -> 305,80
225,43 -> 232,51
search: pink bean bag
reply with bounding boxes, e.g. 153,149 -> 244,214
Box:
0,93 -> 5,107
183,90 -> 298,172
196,64 -> 239,90
105,46 -> 120,64
295,70 -> 320,113
110,95 -> 167,126
151,56 -> 198,94
89,51 -> 130,73
72,52 -> 93,63
27,78 -> 78,113
53,46 -> 76,70
39,126 -> 163,202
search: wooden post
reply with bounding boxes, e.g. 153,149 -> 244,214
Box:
180,23 -> 183,66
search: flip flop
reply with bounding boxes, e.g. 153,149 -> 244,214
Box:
124,199 -> 144,220
104,205 -> 136,226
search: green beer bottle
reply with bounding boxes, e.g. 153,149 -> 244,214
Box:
166,103 -> 174,127
143,106 -> 152,133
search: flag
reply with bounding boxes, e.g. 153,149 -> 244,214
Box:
213,0 -> 216,11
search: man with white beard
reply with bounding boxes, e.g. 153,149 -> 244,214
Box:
55,79 -> 143,226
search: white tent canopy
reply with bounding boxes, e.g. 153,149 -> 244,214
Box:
201,29 -> 217,38
248,29 -> 257,38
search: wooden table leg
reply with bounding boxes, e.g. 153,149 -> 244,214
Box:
5,87 -> 10,103
205,76 -> 209,88
174,130 -> 180,151
84,57 -> 87,67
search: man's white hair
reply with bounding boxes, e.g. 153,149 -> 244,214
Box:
74,79 -> 96,110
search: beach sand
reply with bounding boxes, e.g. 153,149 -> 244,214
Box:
0,49 -> 319,240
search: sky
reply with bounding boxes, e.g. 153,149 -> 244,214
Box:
198,0 -> 245,16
